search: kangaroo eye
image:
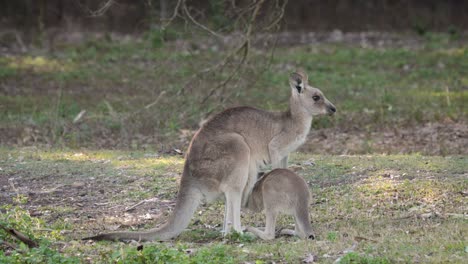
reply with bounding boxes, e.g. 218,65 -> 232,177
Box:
312,95 -> 320,101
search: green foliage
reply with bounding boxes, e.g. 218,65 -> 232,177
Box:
98,244 -> 239,264
146,28 -> 181,49
191,244 -> 239,263
225,230 -> 256,243
0,202 -> 77,263
0,63 -> 17,78
0,244 -> 80,264
0,204 -> 42,243
339,252 -> 391,264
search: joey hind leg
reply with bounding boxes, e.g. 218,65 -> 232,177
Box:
279,228 -> 296,236
294,208 -> 315,240
280,217 -> 300,237
247,210 -> 277,240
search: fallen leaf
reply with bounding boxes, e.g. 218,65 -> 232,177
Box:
354,236 -> 377,243
302,253 -> 316,263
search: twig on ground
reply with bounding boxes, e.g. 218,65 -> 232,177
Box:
0,240 -> 20,251
333,242 -> 358,263
8,179 -> 19,195
125,197 -> 159,212
94,202 -> 110,206
0,224 -> 39,248
30,185 -> 64,195
445,85 -> 451,107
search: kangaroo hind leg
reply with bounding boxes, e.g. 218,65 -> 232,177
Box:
247,210 -> 277,240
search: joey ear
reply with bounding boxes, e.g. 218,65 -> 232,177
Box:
289,70 -> 308,94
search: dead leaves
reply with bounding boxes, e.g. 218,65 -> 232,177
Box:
302,253 -> 316,263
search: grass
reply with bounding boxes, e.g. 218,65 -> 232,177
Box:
0,148 -> 466,263
0,32 -> 466,150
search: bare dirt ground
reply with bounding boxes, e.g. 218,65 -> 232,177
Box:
302,121 -> 468,155
2,119 -> 467,155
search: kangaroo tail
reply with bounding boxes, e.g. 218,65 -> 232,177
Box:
83,178 -> 202,242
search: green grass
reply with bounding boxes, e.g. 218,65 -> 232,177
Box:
0,148 -> 466,263
0,33 -> 466,149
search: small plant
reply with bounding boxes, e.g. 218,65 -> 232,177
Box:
146,28 -> 180,49
225,230 -> 256,243
327,231 -> 338,242
448,25 -> 460,39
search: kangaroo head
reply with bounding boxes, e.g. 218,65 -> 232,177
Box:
289,70 -> 336,116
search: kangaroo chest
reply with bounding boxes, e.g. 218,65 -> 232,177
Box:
276,121 -> 311,157
282,132 -> 308,154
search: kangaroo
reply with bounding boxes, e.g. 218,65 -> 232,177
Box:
245,169 -> 314,240
84,70 -> 336,242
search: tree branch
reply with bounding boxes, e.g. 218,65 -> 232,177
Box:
183,1 -> 224,39
161,0 -> 183,29
77,0 -> 116,17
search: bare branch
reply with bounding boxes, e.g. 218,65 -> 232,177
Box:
264,0 -> 288,31
182,1 -> 224,39
161,0 -> 183,29
179,0 -> 286,104
77,0 -> 116,17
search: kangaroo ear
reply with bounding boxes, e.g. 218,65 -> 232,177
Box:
289,70 -> 308,94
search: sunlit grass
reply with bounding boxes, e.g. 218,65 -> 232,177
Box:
10,149 -> 183,171
435,47 -> 467,56
5,56 -> 74,73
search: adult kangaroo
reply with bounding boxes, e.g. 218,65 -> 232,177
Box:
85,70 -> 336,242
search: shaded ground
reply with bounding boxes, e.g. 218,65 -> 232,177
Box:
302,121 -> 468,155
1,149 -> 466,263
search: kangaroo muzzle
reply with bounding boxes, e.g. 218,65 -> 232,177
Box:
326,103 -> 336,115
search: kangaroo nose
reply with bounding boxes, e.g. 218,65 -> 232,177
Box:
328,105 -> 336,115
